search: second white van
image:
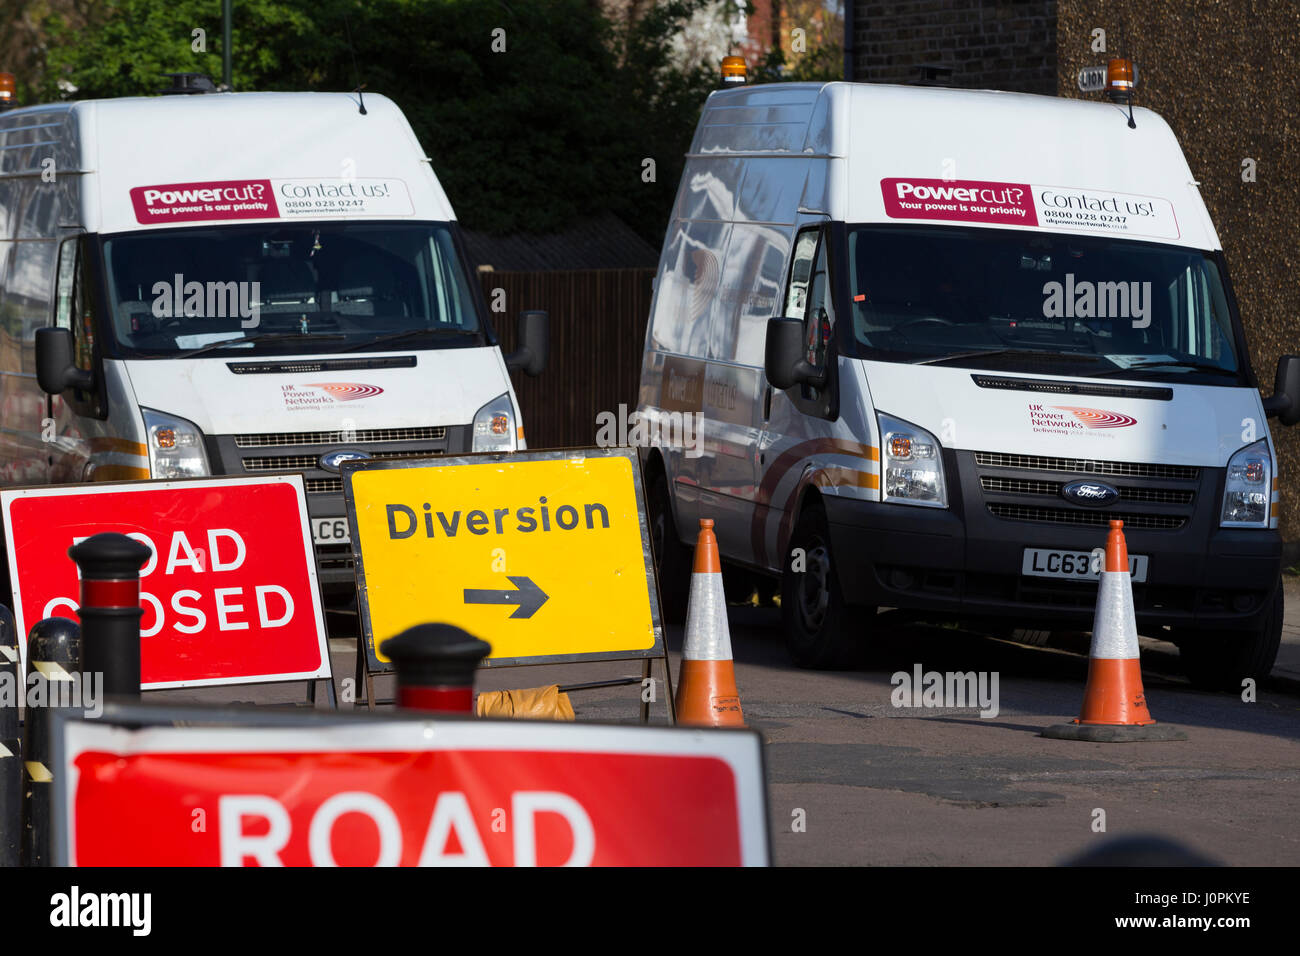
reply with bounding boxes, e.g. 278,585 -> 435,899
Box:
638,79 -> 1297,689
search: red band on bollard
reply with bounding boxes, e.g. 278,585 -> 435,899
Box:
79,578 -> 140,610
398,685 -> 473,713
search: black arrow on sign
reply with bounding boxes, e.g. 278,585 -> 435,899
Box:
463,576 -> 549,619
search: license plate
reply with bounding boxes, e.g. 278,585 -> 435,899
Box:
1021,547 -> 1148,583
312,517 -> 351,545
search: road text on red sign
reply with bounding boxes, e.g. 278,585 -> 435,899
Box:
56,716 -> 768,866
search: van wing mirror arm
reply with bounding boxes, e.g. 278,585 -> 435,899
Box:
789,359 -> 828,389
1262,394 -> 1288,417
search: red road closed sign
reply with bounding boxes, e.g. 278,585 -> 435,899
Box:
54,713 -> 768,866
1,476 -> 329,689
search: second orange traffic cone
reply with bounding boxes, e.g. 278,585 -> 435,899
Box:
675,519 -> 745,728
1043,520 -> 1185,742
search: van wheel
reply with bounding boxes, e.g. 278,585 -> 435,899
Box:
648,471 -> 690,625
1176,579 -> 1283,691
781,501 -> 859,668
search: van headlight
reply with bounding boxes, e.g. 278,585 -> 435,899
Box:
142,408 -> 211,478
878,412 -> 947,508
1220,439 -> 1271,527
472,393 -> 517,453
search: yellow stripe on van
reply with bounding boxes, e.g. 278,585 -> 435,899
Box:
87,437 -> 148,457
816,467 -> 879,491
90,465 -> 150,481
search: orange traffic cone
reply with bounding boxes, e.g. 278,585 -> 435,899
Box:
1044,520 -> 1185,741
674,519 -> 745,728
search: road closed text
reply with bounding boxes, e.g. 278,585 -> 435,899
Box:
40,528 -> 295,636
2,478 -> 329,687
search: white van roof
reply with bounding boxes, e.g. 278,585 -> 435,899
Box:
689,82 -> 1218,250
0,92 -> 455,233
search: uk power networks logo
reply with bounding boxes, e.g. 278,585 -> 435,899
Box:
281,383 -> 384,411
1055,406 -> 1138,428
1029,403 -> 1137,435
310,383 -> 384,401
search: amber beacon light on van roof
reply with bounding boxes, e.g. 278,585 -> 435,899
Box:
0,73 -> 17,111
720,56 -> 748,86
1077,56 -> 1139,127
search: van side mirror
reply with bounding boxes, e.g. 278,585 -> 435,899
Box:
505,309 -> 548,377
35,327 -> 93,395
1263,354 -> 1300,426
765,317 -> 826,390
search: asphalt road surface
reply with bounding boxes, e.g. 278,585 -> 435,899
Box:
158,579 -> 1300,868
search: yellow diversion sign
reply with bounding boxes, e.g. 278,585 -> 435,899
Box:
342,447 -> 663,671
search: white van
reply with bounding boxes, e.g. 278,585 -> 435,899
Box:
638,80 -> 1298,688
0,83 -> 546,600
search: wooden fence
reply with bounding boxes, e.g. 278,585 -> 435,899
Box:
481,269 -> 655,451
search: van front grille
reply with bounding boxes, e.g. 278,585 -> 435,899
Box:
979,476 -> 1194,505
987,503 -> 1186,531
305,478 -> 343,494
242,449 -> 441,472
974,451 -> 1198,481
234,426 -> 446,449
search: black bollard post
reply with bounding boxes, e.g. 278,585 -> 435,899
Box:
20,617 -> 82,867
380,624 -> 490,714
69,533 -> 152,699
0,606 -> 20,867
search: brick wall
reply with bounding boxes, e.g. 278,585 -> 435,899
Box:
851,0 -> 1057,92
1059,1 -> 1300,552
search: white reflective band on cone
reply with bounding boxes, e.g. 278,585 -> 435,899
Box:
683,572 -> 733,661
1089,570 -> 1140,659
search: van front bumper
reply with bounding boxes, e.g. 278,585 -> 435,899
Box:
823,451 -> 1281,632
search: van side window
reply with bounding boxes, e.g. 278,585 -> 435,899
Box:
804,236 -> 833,372
54,239 -> 77,332
55,238 -> 95,373
781,226 -> 837,418
784,230 -> 820,321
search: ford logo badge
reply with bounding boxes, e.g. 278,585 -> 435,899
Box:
319,450 -> 371,473
1061,479 -> 1119,507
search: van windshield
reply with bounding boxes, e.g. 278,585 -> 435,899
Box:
845,225 -> 1244,384
100,222 -> 483,357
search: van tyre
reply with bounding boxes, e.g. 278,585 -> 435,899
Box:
648,471 -> 690,625
1176,578 -> 1283,692
781,501 -> 860,669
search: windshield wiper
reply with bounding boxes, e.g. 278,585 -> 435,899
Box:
911,348 -> 1099,366
173,331 -> 346,360
337,328 -> 477,353
1091,360 -> 1239,377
